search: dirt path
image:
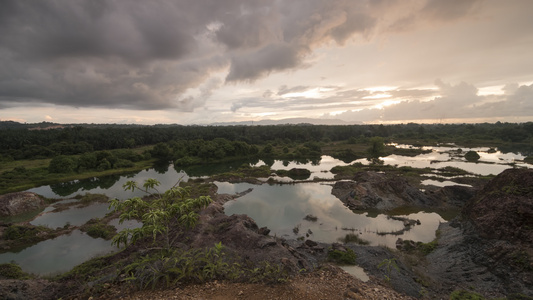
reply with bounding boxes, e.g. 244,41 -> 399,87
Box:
103,266 -> 415,300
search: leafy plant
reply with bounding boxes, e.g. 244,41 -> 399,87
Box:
108,179 -> 212,250
120,242 -> 288,289
378,258 -> 399,282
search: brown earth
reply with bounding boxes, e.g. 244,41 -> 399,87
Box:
103,265 -> 415,300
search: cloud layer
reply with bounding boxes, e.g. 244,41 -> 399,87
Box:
0,0 -> 532,124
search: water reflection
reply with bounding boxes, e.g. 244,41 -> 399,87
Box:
255,155 -> 353,179
0,230 -> 116,275
379,145 -> 532,176
28,166 -> 190,199
30,203 -> 110,228
221,182 -> 444,248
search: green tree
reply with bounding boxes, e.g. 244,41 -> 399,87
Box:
109,179 -> 212,250
48,155 -> 77,173
464,150 -> 480,162
151,143 -> 172,161
367,137 -> 386,163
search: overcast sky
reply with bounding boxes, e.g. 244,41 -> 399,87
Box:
1,0 -> 532,125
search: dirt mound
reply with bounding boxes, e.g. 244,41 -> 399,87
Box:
463,168 -> 533,244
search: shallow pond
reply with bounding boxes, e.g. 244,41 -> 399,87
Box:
219,182 -> 444,248
381,144 -> 531,176
0,230 -> 116,275
30,202 -> 110,228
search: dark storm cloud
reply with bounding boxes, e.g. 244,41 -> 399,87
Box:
0,0 -> 488,112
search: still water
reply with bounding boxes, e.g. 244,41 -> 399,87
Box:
3,145 -> 531,275
0,230 -> 115,275
219,182 -> 444,248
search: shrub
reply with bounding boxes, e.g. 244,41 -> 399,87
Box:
464,151 -> 480,162
327,248 -> 357,265
0,263 -> 32,280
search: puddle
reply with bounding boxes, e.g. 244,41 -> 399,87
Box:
30,203 -> 110,228
340,265 -> 370,282
0,230 -> 116,275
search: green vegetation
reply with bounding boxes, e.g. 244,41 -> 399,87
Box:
378,258 -> 400,282
3,224 -> 53,242
367,136 -> 387,164
79,218 -> 117,240
327,248 -> 357,265
449,289 -> 485,300
2,121 -> 532,194
0,263 -> 33,280
120,243 -> 288,289
109,179 -> 212,250
464,150 -> 481,162
338,233 -> 370,245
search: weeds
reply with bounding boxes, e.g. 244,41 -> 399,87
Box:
378,258 -> 399,282
120,242 -> 288,290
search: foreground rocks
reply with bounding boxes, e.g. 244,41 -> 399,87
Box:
1,169 -> 531,299
0,192 -> 45,217
412,169 -> 533,297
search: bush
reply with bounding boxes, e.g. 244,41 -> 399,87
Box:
49,155 -> 77,173
327,248 -> 357,265
464,151 -> 480,162
0,263 -> 32,280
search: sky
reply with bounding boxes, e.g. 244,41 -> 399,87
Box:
0,0 -> 532,125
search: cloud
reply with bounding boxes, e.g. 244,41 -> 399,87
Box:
334,81 -> 533,123
0,0 -> 523,120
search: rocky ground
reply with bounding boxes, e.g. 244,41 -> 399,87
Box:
115,266 -> 415,300
1,168 -> 532,299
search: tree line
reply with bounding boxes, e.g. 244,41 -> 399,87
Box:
1,122 -> 533,162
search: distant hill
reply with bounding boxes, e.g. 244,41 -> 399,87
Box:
210,118 -> 359,126
1,118 -> 360,128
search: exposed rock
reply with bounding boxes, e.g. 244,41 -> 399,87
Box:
186,193 -> 314,272
331,171 -> 477,211
423,169 -> 533,297
463,168 -> 533,244
258,226 -> 270,235
0,192 -> 45,217
304,239 -> 318,247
